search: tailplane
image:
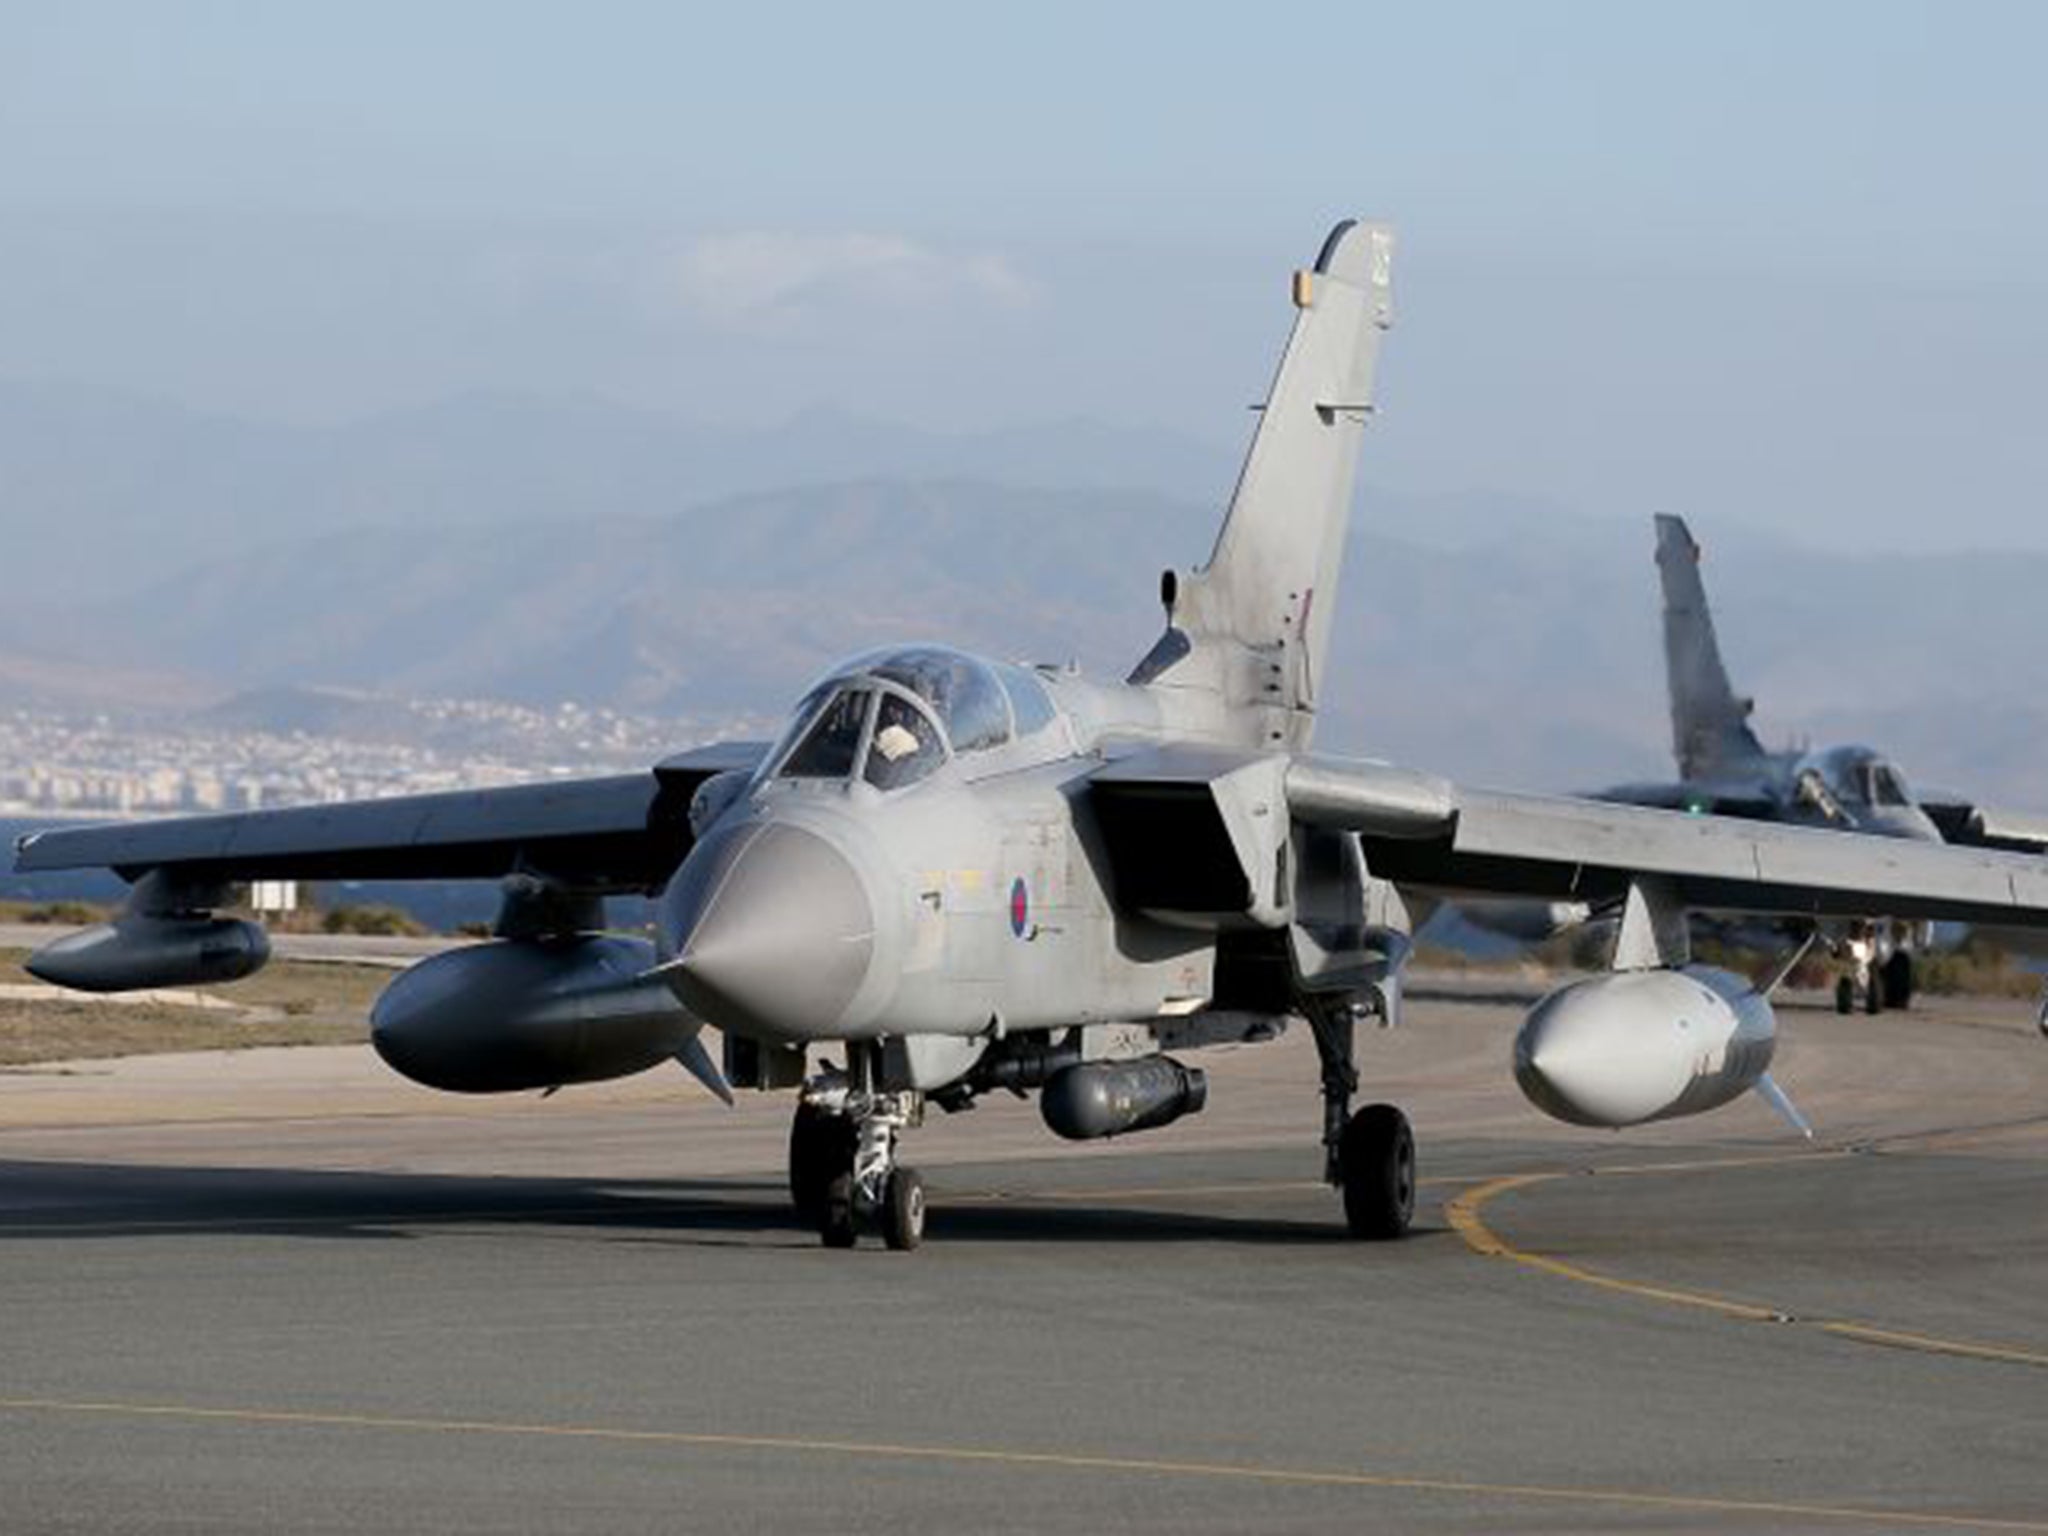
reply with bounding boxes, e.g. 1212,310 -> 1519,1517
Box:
1655,513 -> 1763,778
1139,221 -> 1394,748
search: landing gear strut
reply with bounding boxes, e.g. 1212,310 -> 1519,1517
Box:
790,1045 -> 926,1250
1831,923 -> 1920,1014
1304,995 -> 1414,1239
1881,949 -> 1915,1011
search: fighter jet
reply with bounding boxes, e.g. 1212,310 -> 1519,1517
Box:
1466,513 -> 2048,1013
19,221 -> 2048,1251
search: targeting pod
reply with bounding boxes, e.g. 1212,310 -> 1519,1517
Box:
1040,1056 -> 1208,1141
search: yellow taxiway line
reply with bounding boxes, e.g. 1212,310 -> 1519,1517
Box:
1446,1150 -> 2048,1370
1,1394 -> 2044,1532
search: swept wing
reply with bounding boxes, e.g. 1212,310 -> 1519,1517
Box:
1086,746 -> 2048,932
1293,754 -> 2048,927
12,742 -> 765,891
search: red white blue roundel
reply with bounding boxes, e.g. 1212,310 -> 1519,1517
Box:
1008,877 -> 1030,937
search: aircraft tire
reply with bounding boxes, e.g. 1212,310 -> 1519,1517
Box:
789,1102 -> 855,1224
1835,977 -> 1854,1015
1865,976 -> 1884,1016
881,1167 -> 927,1251
820,1171 -> 859,1249
1882,951 -> 1915,1011
1339,1103 -> 1414,1240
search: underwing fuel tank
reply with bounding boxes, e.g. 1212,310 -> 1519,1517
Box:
371,935 -> 697,1093
1513,966 -> 1776,1129
1040,1057 -> 1208,1141
25,916 -> 270,993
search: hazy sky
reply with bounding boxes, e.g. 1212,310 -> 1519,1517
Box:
4,1 -> 2046,550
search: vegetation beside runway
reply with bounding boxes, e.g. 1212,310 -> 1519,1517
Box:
0,948 -> 378,1066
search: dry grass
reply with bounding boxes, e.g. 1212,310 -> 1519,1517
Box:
0,947 -> 382,1066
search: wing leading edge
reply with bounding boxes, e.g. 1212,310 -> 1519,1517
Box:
1290,754 -> 2048,929
11,742 -> 766,892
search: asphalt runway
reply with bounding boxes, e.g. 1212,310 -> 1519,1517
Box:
2,983 -> 2046,1534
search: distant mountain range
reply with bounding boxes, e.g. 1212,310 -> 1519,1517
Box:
0,379 -> 1237,601
4,380 -> 2045,805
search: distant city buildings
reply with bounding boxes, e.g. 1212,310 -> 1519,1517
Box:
0,699 -> 764,818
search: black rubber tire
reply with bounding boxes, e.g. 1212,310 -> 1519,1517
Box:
789,1103 -> 855,1225
1339,1103 -> 1415,1240
1882,950 -> 1915,1011
819,1171 -> 858,1249
1865,972 -> 1884,1015
881,1167 -> 927,1252
1835,976 -> 1854,1015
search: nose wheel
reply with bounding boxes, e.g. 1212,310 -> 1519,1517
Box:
881,1167 -> 927,1250
791,1051 -> 926,1250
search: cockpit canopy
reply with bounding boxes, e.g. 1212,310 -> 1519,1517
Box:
766,646 -> 1057,792
1796,745 -> 1914,813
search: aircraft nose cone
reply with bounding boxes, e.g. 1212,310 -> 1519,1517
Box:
659,821 -> 876,1041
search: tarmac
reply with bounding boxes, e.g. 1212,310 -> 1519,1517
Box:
2,976 -> 2045,1534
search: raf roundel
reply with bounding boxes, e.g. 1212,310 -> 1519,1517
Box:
1008,876 -> 1030,938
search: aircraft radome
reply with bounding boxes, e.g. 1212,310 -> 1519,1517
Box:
21,220 -> 2048,1251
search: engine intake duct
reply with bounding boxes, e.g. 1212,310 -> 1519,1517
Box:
1040,1057 -> 1208,1141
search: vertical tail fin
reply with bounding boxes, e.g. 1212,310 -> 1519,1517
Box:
1143,221 -> 1393,748
1655,513 -> 1763,778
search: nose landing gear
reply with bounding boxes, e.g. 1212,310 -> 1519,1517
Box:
790,1048 -> 927,1250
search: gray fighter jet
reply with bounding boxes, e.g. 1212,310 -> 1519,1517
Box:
20,221 -> 2048,1251
1465,513 -> 2048,1013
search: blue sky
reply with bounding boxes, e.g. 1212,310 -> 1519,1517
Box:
4,0 -> 2046,548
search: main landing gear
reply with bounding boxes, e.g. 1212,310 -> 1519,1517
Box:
1304,995 -> 1415,1239
788,1047 -> 926,1250
792,1003 -> 1419,1249
1834,923 -> 1915,1015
